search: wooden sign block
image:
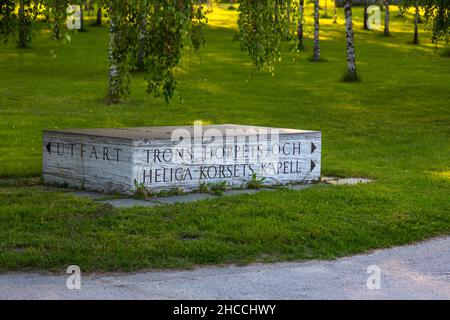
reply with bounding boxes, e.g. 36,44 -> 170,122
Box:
42,124 -> 321,194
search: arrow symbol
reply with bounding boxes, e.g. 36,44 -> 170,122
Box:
311,142 -> 316,154
310,160 -> 316,172
46,142 -> 51,154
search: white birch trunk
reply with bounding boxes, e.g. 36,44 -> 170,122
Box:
108,2 -> 122,102
313,0 -> 320,60
344,0 -> 357,79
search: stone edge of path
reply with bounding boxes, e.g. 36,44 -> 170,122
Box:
68,177 -> 372,208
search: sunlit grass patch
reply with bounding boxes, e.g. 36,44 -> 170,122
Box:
0,5 -> 449,272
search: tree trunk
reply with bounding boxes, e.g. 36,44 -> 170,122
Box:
324,0 -> 328,17
54,25 -> 59,40
286,0 -> 291,38
384,0 -> 390,36
136,11 -> 147,71
18,1 -> 28,48
313,0 -> 320,60
108,1 -> 128,103
413,0 -> 419,44
333,0 -> 337,23
275,0 -> 279,29
78,5 -> 86,32
53,0 -> 61,40
96,7 -> 102,26
297,0 -> 304,49
344,0 -> 357,79
363,0 -> 369,30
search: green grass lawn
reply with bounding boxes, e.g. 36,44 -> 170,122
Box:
0,5 -> 449,272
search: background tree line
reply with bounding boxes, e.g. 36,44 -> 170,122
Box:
1,0 -> 448,103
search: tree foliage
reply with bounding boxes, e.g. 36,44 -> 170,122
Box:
6,0 -> 446,104
105,0 -> 208,103
237,0 -> 283,72
107,0 -> 131,102
143,0 -> 207,102
423,0 -> 450,43
42,0 -> 71,40
0,0 -> 38,47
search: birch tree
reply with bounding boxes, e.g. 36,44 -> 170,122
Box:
107,0 -> 129,103
285,0 -> 292,39
297,0 -> 305,49
78,1 -> 86,31
423,0 -> 449,44
384,0 -> 391,36
106,0 -> 207,103
18,1 -> 30,47
43,0 -> 71,40
95,5 -> 102,25
344,0 -> 357,80
400,0 -> 425,44
0,0 -> 36,48
136,9 -> 147,71
313,0 -> 320,60
333,0 -> 338,23
363,0 -> 369,30
238,0 -> 282,72
131,0 -> 150,71
413,0 -> 420,43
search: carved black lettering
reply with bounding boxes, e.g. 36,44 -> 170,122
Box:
162,149 -> 173,162
154,169 -> 161,183
207,166 -> 217,179
175,167 -> 184,181
80,144 -> 85,158
154,149 -> 161,163
249,163 -> 255,175
200,166 -> 208,179
70,143 -> 76,157
282,143 -> 290,155
283,161 -> 289,174
277,161 -> 283,174
293,142 -> 301,155
185,168 -> 193,180
103,147 -> 110,161
90,146 -> 98,160
57,142 -> 64,155
143,169 -> 152,184
114,148 -> 122,162
233,164 -> 240,177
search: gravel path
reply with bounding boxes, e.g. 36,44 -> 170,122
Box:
1,236 -> 449,300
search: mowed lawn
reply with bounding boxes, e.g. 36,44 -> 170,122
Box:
0,5 -> 449,272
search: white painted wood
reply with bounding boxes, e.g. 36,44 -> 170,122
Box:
42,125 -> 321,195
